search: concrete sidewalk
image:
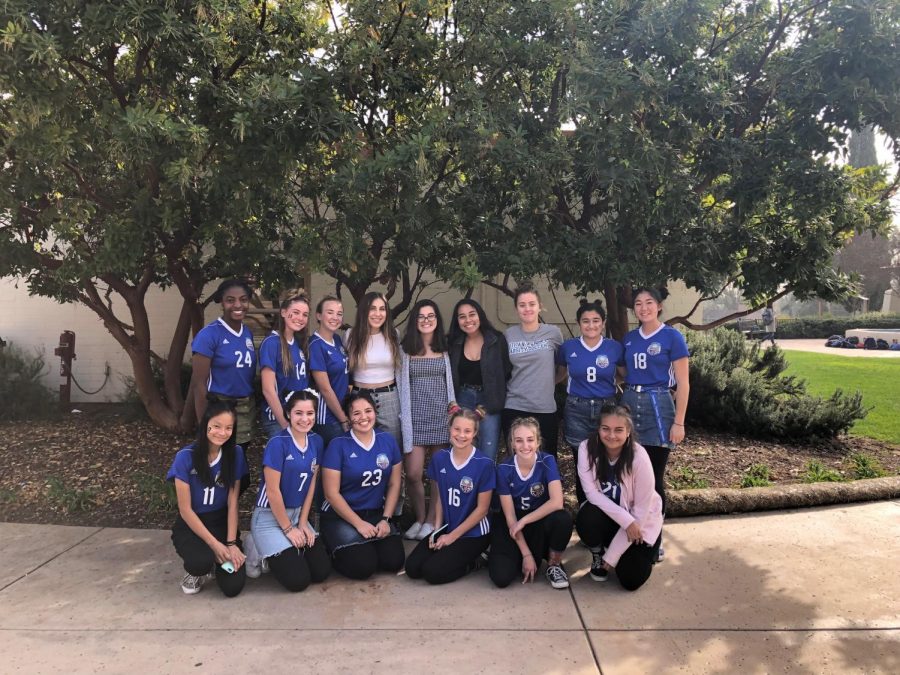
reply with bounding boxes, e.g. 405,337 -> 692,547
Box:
1,502 -> 899,674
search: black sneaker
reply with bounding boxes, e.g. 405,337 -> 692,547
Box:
589,549 -> 608,582
546,564 -> 570,589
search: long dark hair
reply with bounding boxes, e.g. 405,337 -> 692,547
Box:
347,291 -> 400,370
401,299 -> 447,355
192,400 -> 238,488
276,291 -> 310,377
585,403 -> 636,484
447,298 -> 500,345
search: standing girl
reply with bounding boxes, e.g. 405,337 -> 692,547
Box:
620,287 -> 689,561
488,417 -> 573,589
398,299 -> 456,541
556,299 -> 624,503
308,296 -> 351,445
576,404 -> 662,591
320,392 -> 405,579
247,390 -> 331,591
191,279 -> 256,448
259,291 -> 310,438
502,285 -> 564,457
346,292 -> 402,447
167,400 -> 249,597
447,298 -> 512,462
405,406 -> 495,585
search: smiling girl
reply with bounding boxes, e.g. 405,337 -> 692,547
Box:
246,390 -> 331,591
405,406 -> 495,585
488,417 -> 573,589
308,296 -> 351,445
576,404 -> 662,591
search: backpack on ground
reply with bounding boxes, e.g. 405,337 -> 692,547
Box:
863,337 -> 877,350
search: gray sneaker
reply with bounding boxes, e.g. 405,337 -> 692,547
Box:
546,564 -> 570,589
180,573 -> 206,595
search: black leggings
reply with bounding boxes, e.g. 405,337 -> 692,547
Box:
171,511 -> 246,598
575,502 -> 658,591
501,409 -> 559,458
488,510 -> 573,588
332,537 -> 406,580
267,538 -> 331,592
405,533 -> 491,585
643,445 -> 671,515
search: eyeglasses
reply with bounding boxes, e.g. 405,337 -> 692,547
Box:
417,314 -> 437,322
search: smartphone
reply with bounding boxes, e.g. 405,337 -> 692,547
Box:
220,560 -> 235,574
429,523 -> 449,546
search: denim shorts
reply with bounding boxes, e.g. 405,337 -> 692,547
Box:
251,506 -> 318,558
319,508 -> 400,555
458,385 -> 501,462
620,387 -> 676,449
563,395 -> 616,446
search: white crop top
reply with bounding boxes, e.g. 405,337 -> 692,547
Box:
349,331 -> 396,384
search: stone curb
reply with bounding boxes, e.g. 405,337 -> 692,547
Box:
667,475 -> 900,517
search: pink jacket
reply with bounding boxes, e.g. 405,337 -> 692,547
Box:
577,440 -> 663,567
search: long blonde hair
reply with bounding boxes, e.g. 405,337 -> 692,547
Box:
276,290 -> 310,377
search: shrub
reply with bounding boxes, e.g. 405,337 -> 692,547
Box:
0,343 -> 56,420
775,313 -> 900,339
849,453 -> 886,479
802,460 -> 844,483
46,476 -> 98,513
686,328 -> 867,440
669,467 -> 710,490
134,471 -> 177,514
740,464 -> 772,488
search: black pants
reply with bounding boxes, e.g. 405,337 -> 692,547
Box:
405,533 -> 491,585
575,502 -> 658,591
171,510 -> 246,598
643,445 -> 671,515
501,409 -> 559,458
488,510 -> 573,588
267,538 -> 331,592
332,537 -> 405,580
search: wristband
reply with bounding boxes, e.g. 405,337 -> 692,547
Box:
282,525 -> 295,535
672,423 -> 684,427
225,541 -> 238,547
380,516 -> 392,524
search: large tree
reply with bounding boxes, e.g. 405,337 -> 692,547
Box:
0,1 -> 331,430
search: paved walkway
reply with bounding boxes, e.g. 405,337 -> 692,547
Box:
2,501 -> 899,674
771,339 -> 900,358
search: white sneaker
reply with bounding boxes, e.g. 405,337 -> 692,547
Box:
244,532 -> 262,579
416,523 -> 435,541
403,522 -> 423,540
181,573 -> 206,595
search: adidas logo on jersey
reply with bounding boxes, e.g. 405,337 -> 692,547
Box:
286,454 -> 294,461
440,468 -> 447,474
350,452 -> 357,458
190,469 -> 197,475
570,352 -> 578,357
222,338 -> 230,344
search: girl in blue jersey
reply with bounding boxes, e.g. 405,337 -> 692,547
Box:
309,296 -> 351,445
557,299 -> 624,503
488,417 -> 573,589
167,400 -> 249,596
405,406 -> 495,585
320,391 -> 405,579
190,278 -> 256,448
620,287 -> 690,562
246,390 -> 331,591
259,291 -> 310,438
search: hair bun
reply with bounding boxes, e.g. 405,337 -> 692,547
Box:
657,286 -> 669,301
579,298 -> 588,306
473,405 -> 487,421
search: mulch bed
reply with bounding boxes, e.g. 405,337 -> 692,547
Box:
2,405 -> 898,530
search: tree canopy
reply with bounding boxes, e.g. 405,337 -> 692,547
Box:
2,0 -> 899,430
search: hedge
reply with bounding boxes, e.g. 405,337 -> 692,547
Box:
775,313 -> 900,339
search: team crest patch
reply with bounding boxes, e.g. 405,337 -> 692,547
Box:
595,355 -> 610,369
245,338 -> 254,350
375,453 -> 390,470
459,476 -> 474,494
647,342 -> 662,356
529,483 -> 545,498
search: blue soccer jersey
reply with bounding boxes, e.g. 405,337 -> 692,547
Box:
259,332 -> 309,422
308,332 -> 350,424
320,430 -> 401,512
597,462 -> 622,506
427,448 -> 495,538
623,325 -> 689,388
191,318 -> 256,398
496,451 -> 561,517
166,444 -> 249,514
255,429 -> 322,509
556,337 -> 623,399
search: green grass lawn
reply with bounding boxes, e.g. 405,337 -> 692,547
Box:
783,351 -> 900,444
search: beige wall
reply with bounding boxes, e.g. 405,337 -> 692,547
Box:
2,274 -> 699,402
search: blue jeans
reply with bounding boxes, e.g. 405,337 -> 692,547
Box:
563,395 -> 616,447
458,385 -> 501,462
260,415 -> 285,440
314,420 -> 345,447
